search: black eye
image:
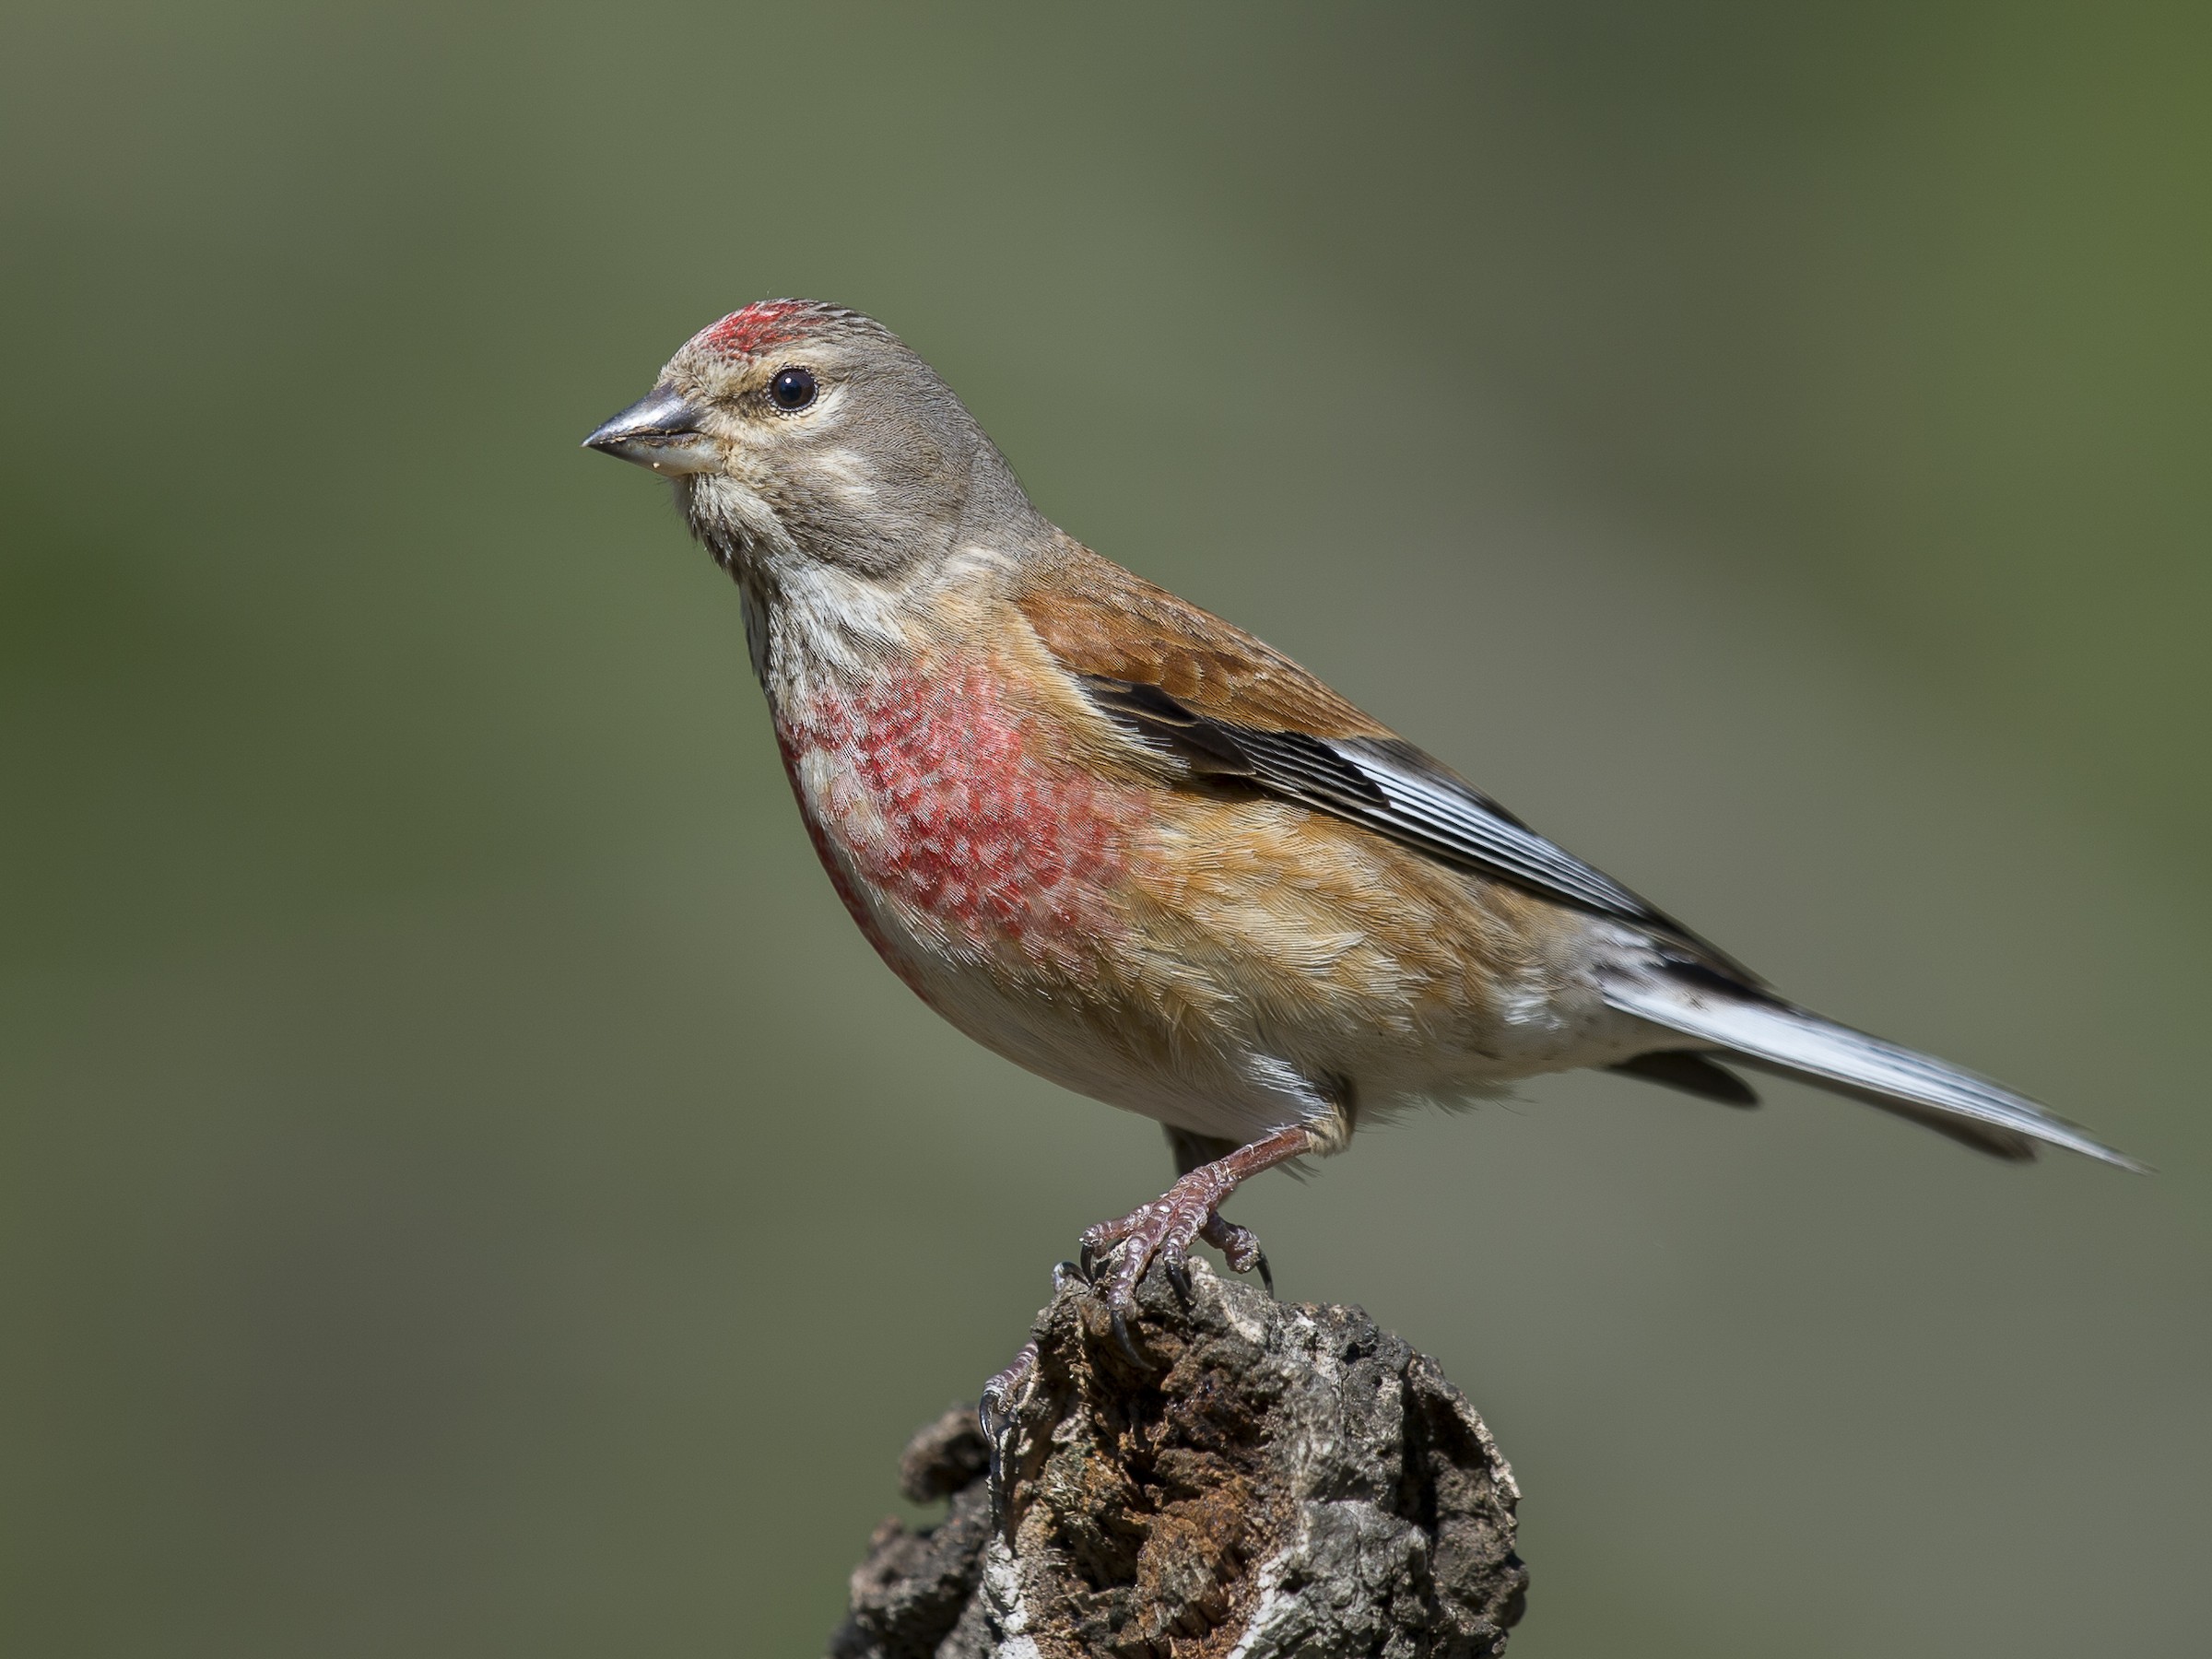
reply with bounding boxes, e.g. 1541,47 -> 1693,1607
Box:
769,367 -> 817,410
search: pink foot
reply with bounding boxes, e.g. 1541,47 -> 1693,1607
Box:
1078,1124 -> 1312,1310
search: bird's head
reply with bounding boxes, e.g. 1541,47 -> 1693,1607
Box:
583,300 -> 1040,582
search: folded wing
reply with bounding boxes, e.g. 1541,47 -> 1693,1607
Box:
1018,548 -> 1753,977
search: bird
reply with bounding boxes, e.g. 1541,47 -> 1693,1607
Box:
583,298 -> 2141,1316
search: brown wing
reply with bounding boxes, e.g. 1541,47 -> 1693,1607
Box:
1017,545 -> 1759,981
1017,547 -> 1389,739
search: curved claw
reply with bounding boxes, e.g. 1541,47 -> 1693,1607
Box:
1162,1253 -> 1194,1305
980,1392 -> 1012,1490
1108,1309 -> 1150,1371
1198,1212 -> 1273,1294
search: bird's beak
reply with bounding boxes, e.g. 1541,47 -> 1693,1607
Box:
581,385 -> 718,474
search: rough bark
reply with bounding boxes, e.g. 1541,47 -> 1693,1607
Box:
829,1259 -> 1526,1658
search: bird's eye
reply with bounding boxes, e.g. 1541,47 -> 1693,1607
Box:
769,367 -> 818,410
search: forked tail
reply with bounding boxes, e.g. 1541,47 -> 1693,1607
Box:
1603,973 -> 2145,1171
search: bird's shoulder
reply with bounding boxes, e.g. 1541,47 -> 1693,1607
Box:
1009,541 -> 1392,741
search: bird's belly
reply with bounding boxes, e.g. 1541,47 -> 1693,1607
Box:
1114,796 -> 1654,1110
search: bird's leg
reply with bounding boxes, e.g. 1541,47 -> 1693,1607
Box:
1081,1124 -> 1315,1311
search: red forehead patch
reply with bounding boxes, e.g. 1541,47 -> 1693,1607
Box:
695,300 -> 830,359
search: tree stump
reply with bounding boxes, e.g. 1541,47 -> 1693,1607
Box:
830,1259 -> 1527,1658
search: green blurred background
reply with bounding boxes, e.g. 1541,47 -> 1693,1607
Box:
4,3 -> 2206,1653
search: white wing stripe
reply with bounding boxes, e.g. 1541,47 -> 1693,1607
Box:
1343,744 -> 1649,914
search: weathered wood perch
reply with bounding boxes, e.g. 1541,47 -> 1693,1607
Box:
830,1259 -> 1527,1658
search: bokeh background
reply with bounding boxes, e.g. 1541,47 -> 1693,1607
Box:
4,4 -> 2206,1654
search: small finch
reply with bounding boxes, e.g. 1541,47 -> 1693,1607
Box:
584,300 -> 2139,1314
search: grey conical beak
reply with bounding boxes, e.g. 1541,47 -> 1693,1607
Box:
582,385 -> 718,474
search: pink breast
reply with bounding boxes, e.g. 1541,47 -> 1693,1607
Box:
775,658 -> 1142,970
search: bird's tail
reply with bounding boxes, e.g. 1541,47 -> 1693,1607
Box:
1602,972 -> 2145,1171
